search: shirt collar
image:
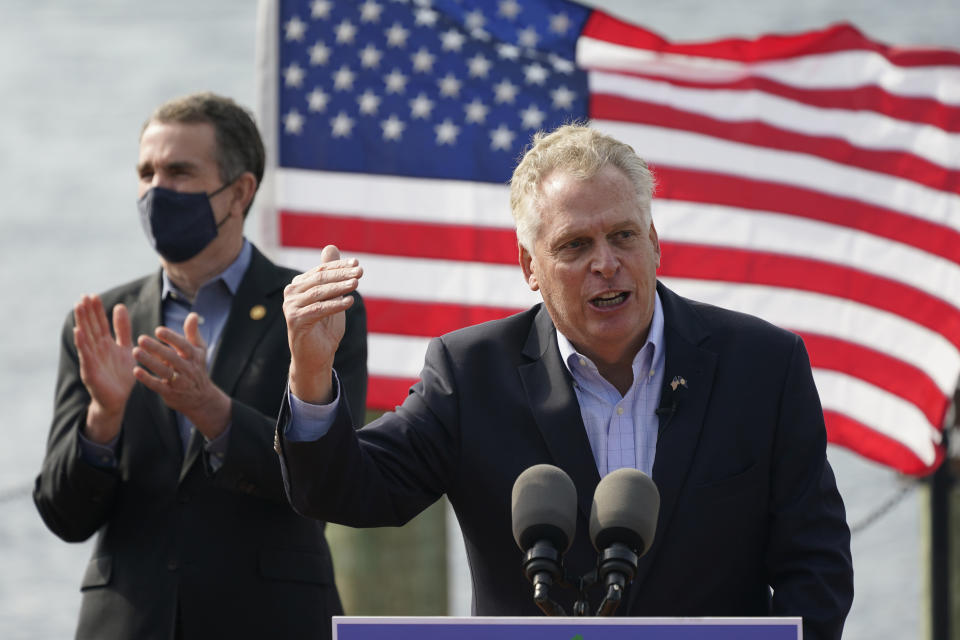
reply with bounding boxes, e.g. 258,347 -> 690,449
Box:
557,289 -> 665,377
161,238 -> 252,303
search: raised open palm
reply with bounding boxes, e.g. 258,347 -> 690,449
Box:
73,295 -> 135,433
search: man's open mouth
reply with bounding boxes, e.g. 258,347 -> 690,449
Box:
591,292 -> 628,308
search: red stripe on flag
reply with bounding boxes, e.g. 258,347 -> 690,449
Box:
368,374 -> 417,410
280,210 -> 518,263
801,333 -> 949,427
655,166 -> 960,265
589,71 -> 960,132
365,298 -> 521,336
825,410 -> 944,476
659,243 -> 960,347
591,93 -> 960,191
583,11 -> 960,67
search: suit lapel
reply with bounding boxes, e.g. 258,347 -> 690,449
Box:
179,247 -> 288,479
127,271 -> 183,463
629,283 -> 718,593
517,305 -> 601,521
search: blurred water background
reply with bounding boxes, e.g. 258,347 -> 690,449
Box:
0,0 -> 957,637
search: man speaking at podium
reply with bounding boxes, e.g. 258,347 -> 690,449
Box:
276,124 -> 853,639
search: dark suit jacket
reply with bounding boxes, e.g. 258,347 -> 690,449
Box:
278,282 -> 852,639
34,244 -> 367,640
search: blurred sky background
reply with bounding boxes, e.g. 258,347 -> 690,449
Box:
0,0 -> 957,637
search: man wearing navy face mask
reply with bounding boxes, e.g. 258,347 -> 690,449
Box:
34,92 -> 367,639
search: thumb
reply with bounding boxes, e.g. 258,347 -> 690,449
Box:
320,244 -> 342,264
183,312 -> 207,349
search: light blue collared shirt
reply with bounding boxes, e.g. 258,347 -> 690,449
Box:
557,292 -> 665,477
80,240 -> 253,469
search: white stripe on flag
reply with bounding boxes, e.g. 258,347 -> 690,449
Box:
276,169 -> 514,227
276,249 -> 541,308
369,333 -> 431,379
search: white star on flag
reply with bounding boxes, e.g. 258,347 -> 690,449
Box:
493,79 -> 519,104
409,93 -> 434,119
464,99 -> 489,124
307,88 -> 330,112
309,41 -> 331,65
357,90 -> 381,115
385,22 -> 410,47
550,85 -> 576,109
438,73 -> 462,98
309,0 -> 332,19
284,62 -> 305,88
332,65 -> 356,91
467,54 -> 492,78
490,124 -> 515,151
335,20 -> 357,44
283,109 -> 304,134
384,68 -> 408,93
330,111 -> 354,137
381,114 -> 405,141
435,119 -> 460,145
285,16 -> 307,42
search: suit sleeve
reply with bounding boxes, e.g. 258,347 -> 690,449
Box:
211,290 -> 368,502
333,291 -> 368,427
765,336 -> 854,640
33,312 -> 121,542
277,334 -> 457,528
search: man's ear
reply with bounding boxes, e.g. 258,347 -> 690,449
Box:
649,221 -> 661,269
519,243 -> 539,291
229,171 -> 258,217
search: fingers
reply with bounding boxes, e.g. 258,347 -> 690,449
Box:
182,312 -> 207,350
287,259 -> 362,295
152,324 -> 199,360
133,336 -> 180,381
113,304 -> 132,348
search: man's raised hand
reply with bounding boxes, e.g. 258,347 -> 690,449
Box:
73,295 -> 135,443
283,245 -> 362,404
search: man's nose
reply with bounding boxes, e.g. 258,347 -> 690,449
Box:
591,242 -> 619,278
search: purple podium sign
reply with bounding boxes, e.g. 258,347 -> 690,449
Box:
333,616 -> 802,640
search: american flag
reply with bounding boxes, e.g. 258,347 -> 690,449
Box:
256,0 -> 960,476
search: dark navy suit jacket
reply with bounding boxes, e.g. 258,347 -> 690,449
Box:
278,281 -> 852,639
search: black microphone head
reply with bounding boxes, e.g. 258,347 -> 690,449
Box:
589,468 -> 660,556
511,464 -> 577,553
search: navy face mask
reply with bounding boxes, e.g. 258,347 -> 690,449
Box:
137,182 -> 232,263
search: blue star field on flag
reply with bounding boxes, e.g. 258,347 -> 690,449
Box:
278,0 -> 591,182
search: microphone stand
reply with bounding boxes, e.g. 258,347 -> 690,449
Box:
594,543 -> 639,617
522,541 -> 568,616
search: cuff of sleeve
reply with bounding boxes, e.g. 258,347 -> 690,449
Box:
286,371 -> 341,442
78,428 -> 120,469
204,422 -> 231,473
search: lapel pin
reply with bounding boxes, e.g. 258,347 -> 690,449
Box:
670,376 -> 688,391
249,305 -> 267,320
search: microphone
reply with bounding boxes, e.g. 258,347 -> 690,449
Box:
589,468 -> 660,616
511,464 -> 578,616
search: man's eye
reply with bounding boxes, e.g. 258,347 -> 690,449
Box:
564,239 -> 585,250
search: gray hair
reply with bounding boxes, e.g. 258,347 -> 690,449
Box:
509,124 -> 655,250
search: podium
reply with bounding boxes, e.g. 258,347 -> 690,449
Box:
333,616 -> 802,639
